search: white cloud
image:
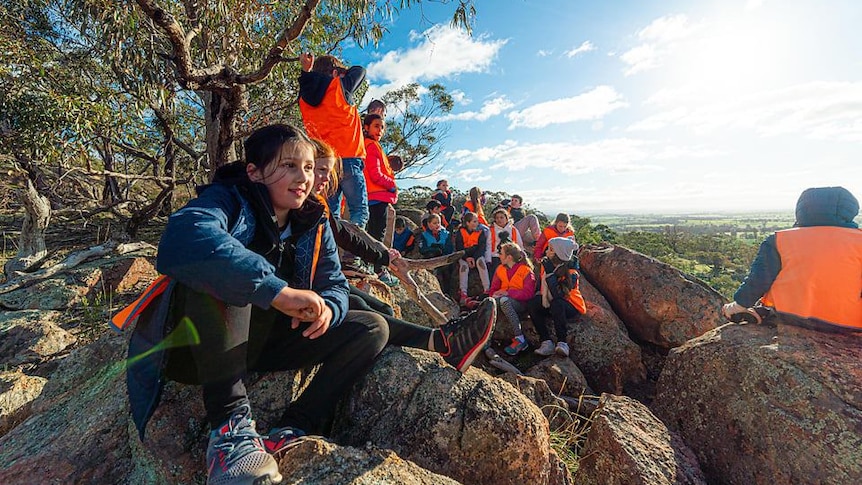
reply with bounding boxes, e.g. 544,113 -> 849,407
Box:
456,168 -> 492,182
438,95 -> 515,122
637,14 -> 697,43
450,89 -> 471,105
537,49 -> 553,57
564,41 -> 595,58
445,138 -> 716,176
629,81 -> 862,141
620,14 -> 699,75
506,86 -> 628,129
364,24 -> 507,100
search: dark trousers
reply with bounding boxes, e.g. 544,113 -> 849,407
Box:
366,202 -> 390,243
349,285 -> 432,349
527,294 -> 580,342
173,284 -> 388,435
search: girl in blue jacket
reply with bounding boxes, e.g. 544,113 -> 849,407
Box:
130,124 -> 389,485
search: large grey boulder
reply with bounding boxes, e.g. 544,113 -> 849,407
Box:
334,347 -> 562,485
579,244 -> 724,350
653,314 -> 862,484
576,394 -> 706,485
571,279 -> 646,394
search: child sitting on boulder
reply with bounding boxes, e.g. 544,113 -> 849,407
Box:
528,237 -> 587,357
418,213 -> 455,293
534,213 -> 575,261
455,211 -> 490,306
487,208 -> 523,276
489,242 -> 537,356
392,216 -> 416,255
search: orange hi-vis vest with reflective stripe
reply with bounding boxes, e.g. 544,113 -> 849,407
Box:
459,227 -> 481,248
540,265 -> 587,314
537,226 -> 575,256
495,263 -> 532,292
761,226 -> 862,328
299,77 -> 365,159
463,200 -> 487,225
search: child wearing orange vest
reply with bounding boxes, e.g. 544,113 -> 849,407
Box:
490,242 -> 537,356
462,186 -> 488,226
533,213 -> 576,261
298,52 -> 368,228
454,212 -> 490,305
722,186 -> 862,328
361,113 -> 397,242
487,208 -> 524,277
528,237 -> 587,357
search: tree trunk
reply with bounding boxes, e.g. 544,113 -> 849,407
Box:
200,85 -> 245,176
5,167 -> 51,276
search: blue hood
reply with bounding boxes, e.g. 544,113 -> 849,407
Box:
794,186 -> 859,228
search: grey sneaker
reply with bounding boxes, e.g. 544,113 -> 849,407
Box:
555,341 -> 570,357
534,340 -> 555,356
377,268 -> 400,287
439,298 -> 497,372
263,426 -> 307,455
206,405 -> 282,485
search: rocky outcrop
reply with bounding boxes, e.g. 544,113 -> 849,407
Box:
390,268 -> 459,326
579,244 -> 725,350
571,279 -> 646,394
0,333 -> 134,484
525,355 -> 592,398
0,371 -> 46,437
276,437 -> 463,484
653,314 -> 862,484
334,347 -> 563,485
0,310 -> 76,365
576,394 -> 706,485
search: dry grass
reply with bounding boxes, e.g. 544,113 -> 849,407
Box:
545,393 -> 598,477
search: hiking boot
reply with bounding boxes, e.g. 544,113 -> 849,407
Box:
439,298 -> 497,372
262,426 -> 307,455
206,405 -> 282,485
377,268 -> 400,287
504,337 -> 529,356
555,341 -> 570,357
534,340 -> 555,356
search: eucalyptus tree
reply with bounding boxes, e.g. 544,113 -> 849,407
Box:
107,0 -> 475,168
380,82 -> 454,178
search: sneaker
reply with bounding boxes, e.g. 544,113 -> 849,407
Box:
262,426 -> 307,454
438,298 -> 497,372
534,340 -> 555,356
206,405 -> 282,485
377,268 -> 400,287
555,341 -> 570,357
504,336 -> 529,356
341,257 -> 374,276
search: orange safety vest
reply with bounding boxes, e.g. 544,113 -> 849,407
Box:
538,226 -> 575,254
490,225 -> 521,253
540,265 -> 587,314
761,227 -> 862,328
495,263 -> 532,292
362,138 -> 395,202
459,227 -> 481,248
299,77 -> 365,159
463,200 -> 487,225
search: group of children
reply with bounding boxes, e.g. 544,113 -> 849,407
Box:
395,181 -> 588,358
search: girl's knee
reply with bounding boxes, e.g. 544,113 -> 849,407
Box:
346,311 -> 389,351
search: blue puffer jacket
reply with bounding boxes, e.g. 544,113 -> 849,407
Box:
127,162 -> 348,439
734,186 -> 859,306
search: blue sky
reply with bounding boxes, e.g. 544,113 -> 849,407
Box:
342,0 -> 862,214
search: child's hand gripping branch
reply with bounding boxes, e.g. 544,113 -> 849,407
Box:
271,286 -> 333,339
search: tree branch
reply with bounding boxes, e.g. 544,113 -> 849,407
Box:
236,0 -> 321,84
